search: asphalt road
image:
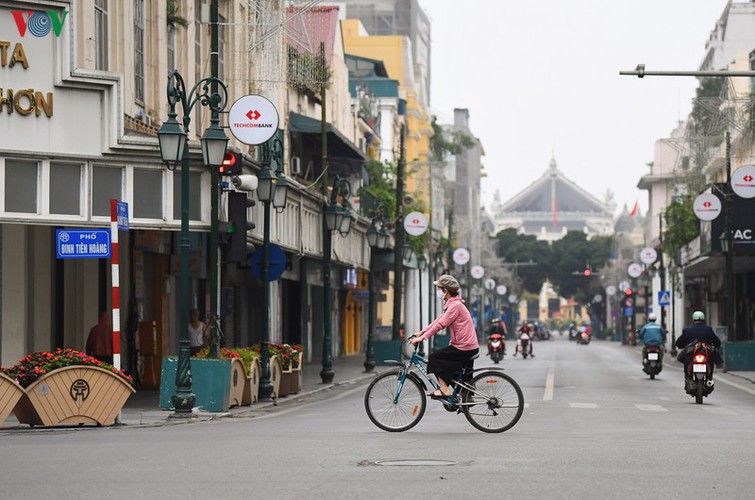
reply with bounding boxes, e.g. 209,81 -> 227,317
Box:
2,336 -> 754,499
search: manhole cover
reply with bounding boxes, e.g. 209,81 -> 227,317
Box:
370,459 -> 458,467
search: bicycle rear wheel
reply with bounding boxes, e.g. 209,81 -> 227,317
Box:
364,371 -> 426,432
462,371 -> 524,433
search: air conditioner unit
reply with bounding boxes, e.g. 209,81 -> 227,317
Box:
290,156 -> 302,175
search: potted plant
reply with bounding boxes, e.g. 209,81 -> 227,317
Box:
235,348 -> 261,405
247,343 -> 282,400
0,369 -> 26,427
2,349 -> 134,427
271,343 -> 303,397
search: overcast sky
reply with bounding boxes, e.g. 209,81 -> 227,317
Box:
419,0 -> 731,216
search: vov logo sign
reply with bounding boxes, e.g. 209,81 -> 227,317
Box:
11,10 -> 69,38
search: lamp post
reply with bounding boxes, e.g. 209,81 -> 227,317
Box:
322,176 -> 352,383
417,253 -> 427,355
257,139 -> 287,401
157,70 -> 228,416
364,215 -> 388,372
659,212 -> 672,354
723,131 -> 736,343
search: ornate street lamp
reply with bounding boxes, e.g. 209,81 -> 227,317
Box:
321,177 -> 352,383
157,70 -> 228,416
402,241 -> 414,262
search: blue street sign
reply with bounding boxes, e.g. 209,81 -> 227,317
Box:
658,290 -> 670,306
56,229 -> 111,259
250,244 -> 286,281
624,307 -> 633,317
117,201 -> 129,231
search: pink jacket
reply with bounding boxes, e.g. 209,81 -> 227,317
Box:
420,296 -> 478,351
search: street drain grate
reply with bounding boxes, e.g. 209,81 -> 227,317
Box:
363,459 -> 458,467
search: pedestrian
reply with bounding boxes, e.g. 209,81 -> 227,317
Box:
410,274 -> 479,399
86,311 -> 114,364
189,308 -> 207,356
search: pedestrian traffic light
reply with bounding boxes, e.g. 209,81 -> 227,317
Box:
220,150 -> 242,176
225,191 -> 256,263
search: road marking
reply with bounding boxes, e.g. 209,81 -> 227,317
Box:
635,404 -> 668,412
543,368 -> 555,401
569,402 -> 598,409
702,406 -> 738,415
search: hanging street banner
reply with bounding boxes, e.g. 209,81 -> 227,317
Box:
403,211 -> 429,236
627,262 -> 643,278
639,247 -> 657,265
692,192 -> 722,221
496,285 -> 507,296
606,285 -> 617,296
731,164 -> 755,199
452,248 -> 470,266
470,265 -> 484,279
484,278 -> 496,290
228,94 -> 279,145
56,229 -> 111,259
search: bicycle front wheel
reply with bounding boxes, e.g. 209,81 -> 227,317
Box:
364,370 -> 426,432
462,371 -> 524,433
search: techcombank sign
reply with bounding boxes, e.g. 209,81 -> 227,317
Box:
228,94 -> 279,146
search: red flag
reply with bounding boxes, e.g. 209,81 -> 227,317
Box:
629,201 -> 639,217
553,198 -> 558,226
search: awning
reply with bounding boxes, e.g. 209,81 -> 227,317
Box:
288,112 -> 369,168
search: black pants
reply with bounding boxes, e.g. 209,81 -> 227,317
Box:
427,346 -> 478,384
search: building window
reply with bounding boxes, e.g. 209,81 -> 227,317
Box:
5,160 -> 38,213
92,166 -> 122,217
50,163 -> 82,215
95,0 -> 109,70
134,0 -> 145,104
167,23 -> 176,71
172,171 -> 203,221
133,169 -> 163,219
194,0 -> 202,126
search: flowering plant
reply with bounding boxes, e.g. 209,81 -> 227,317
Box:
248,343 -> 303,371
0,348 -> 134,388
193,347 -> 240,359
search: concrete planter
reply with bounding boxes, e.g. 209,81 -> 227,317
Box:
14,366 -> 135,427
0,372 -> 26,427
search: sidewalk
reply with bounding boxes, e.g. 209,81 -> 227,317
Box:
2,354 -> 389,429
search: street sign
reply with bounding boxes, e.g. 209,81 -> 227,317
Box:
452,248 -> 470,266
484,278 -> 496,290
250,244 -> 286,281
693,192 -> 722,221
470,265 -> 484,279
508,294 -> 518,304
658,290 -> 671,306
56,229 -> 111,259
117,201 -> 129,231
403,211 -> 429,236
731,164 -> 755,198
627,262 -> 643,278
639,247 -> 657,265
496,284 -> 507,295
624,307 -> 633,316
228,94 -> 279,145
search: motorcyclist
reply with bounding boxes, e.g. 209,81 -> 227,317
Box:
514,321 -> 534,357
675,311 -> 723,371
486,318 -> 507,357
639,313 -> 666,361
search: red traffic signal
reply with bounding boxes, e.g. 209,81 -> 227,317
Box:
583,269 -> 591,277
624,288 -> 633,296
220,150 -> 242,176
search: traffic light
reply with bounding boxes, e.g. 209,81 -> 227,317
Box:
225,191 -> 255,263
624,288 -> 633,297
220,150 -> 242,176
583,269 -> 592,277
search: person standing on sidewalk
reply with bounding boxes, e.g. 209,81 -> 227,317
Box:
410,274 -> 479,399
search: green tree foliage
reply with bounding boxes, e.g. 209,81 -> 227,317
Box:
494,228 -> 550,293
662,197 -> 699,262
358,159 -> 397,220
430,117 -> 475,161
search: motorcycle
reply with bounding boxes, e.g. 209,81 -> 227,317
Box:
516,336 -> 531,359
684,343 -> 715,404
576,331 -> 591,345
487,334 -> 505,364
642,345 -> 663,379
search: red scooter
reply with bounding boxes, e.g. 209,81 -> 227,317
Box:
684,343 -> 715,404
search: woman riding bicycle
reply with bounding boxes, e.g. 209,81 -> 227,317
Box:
410,274 -> 479,399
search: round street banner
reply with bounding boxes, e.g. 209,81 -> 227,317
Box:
627,262 -> 643,279
228,95 -> 279,145
731,164 -> 755,198
403,211 -> 429,236
452,248 -> 470,266
692,192 -> 722,221
470,265 -> 484,279
606,285 -> 617,296
496,285 -> 507,296
639,247 -> 658,265
484,278 -> 496,290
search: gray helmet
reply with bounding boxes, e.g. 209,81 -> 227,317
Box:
692,311 -> 705,321
648,313 -> 657,321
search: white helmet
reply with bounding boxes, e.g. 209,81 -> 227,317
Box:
648,313 -> 657,321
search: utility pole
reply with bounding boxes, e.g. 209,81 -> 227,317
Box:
209,0 -> 220,357
392,124 -> 406,341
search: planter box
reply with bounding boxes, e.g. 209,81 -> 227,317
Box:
228,358 -> 246,408
159,357 -> 232,412
279,352 -> 303,396
0,372 -> 26,427
242,358 -> 262,406
268,355 -> 282,400
14,366 -> 135,427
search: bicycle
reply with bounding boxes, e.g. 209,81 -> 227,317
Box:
364,336 -> 524,433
